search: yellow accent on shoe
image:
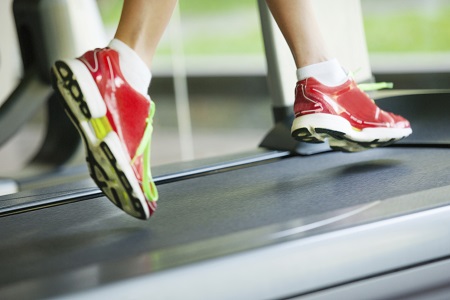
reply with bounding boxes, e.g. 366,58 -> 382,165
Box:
91,116 -> 113,140
132,101 -> 159,203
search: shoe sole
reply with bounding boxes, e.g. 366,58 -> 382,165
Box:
51,60 -> 152,220
291,113 -> 412,152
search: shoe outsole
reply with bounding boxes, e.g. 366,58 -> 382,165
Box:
51,60 -> 151,220
291,113 -> 411,152
292,126 -> 406,152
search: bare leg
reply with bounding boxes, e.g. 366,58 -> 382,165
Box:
114,0 -> 178,68
265,0 -> 330,68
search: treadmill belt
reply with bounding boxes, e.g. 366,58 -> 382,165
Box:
1,147 -> 450,297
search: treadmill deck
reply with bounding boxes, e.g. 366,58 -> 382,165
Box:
1,146 -> 450,299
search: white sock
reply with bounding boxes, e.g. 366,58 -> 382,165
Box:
296,58 -> 348,87
108,39 -> 151,96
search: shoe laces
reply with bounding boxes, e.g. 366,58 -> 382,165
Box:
132,101 -> 158,203
358,81 -> 393,91
349,70 -> 394,92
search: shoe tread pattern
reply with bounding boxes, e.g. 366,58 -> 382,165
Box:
292,126 -> 406,153
51,61 -> 148,219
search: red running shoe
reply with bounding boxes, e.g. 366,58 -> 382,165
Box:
51,48 -> 158,219
291,77 -> 412,152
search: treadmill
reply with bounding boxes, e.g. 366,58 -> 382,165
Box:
1,1 -> 450,299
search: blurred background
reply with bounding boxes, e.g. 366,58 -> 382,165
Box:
1,0 -> 449,173
97,0 -> 450,165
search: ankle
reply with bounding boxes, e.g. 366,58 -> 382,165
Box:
296,58 -> 347,87
108,38 -> 152,96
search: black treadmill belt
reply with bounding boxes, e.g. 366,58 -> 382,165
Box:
376,92 -> 450,145
1,147 -> 450,297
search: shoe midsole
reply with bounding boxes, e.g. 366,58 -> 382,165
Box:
292,113 -> 412,142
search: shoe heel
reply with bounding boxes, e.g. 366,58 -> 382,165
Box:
53,59 -> 107,118
291,127 -> 326,143
52,61 -> 93,120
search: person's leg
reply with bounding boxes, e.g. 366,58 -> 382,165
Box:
115,0 -> 177,68
51,0 -> 177,219
265,0 -> 412,152
265,0 -> 347,87
265,0 -> 328,68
